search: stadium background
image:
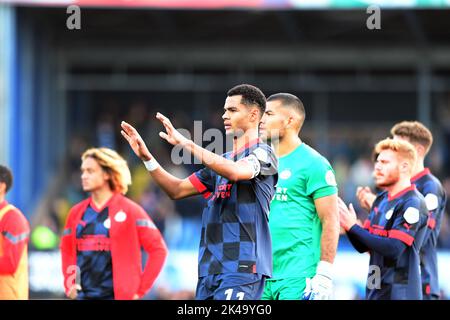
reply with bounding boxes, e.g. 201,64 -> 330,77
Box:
1,0 -> 450,299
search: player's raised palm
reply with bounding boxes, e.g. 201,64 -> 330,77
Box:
156,112 -> 189,146
121,121 -> 152,161
356,186 -> 376,211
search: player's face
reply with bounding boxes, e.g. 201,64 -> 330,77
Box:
374,150 -> 400,188
80,157 -> 110,193
260,100 -> 287,141
222,95 -> 255,137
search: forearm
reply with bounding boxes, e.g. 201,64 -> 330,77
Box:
346,230 -> 369,253
183,140 -> 242,181
148,164 -> 187,199
137,245 -> 168,297
320,217 -> 339,263
348,225 -> 406,259
0,256 -> 16,274
0,245 -> 21,274
138,230 -> 168,297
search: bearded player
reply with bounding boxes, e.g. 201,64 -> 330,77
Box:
259,93 -> 339,300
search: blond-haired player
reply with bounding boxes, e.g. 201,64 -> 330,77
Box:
339,138 -> 428,299
357,121 -> 447,299
60,148 -> 168,300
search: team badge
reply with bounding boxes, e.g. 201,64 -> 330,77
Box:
425,194 -> 438,211
103,218 -> 111,229
403,207 -> 420,224
280,169 -> 292,180
385,209 -> 394,220
114,210 -> 127,222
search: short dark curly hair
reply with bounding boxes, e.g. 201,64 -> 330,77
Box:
227,84 -> 266,118
0,165 -> 13,194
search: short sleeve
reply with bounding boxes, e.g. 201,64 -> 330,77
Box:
388,198 -> 427,246
188,167 -> 216,199
245,144 -> 278,178
1,210 -> 30,244
306,157 -> 338,200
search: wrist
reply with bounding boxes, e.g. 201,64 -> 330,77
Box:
344,221 -> 356,232
316,260 -> 333,280
140,152 -> 153,162
143,158 -> 159,171
181,138 -> 192,148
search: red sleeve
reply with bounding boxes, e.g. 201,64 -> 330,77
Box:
60,208 -> 78,296
134,207 -> 168,298
0,210 -> 30,275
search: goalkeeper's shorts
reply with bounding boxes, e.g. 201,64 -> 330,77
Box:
261,277 -> 307,300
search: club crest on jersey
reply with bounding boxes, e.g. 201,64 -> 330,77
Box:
403,207 -> 420,224
424,194 -> 438,211
114,210 -> 127,222
280,169 -> 292,180
385,209 -> 394,220
103,218 -> 111,229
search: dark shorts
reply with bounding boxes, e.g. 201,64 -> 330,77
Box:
196,273 -> 265,300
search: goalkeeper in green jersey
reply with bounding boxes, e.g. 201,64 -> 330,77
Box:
259,93 -> 340,300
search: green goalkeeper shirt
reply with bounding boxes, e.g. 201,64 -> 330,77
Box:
269,143 -> 338,280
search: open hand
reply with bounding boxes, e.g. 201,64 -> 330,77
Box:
121,121 -> 152,161
356,186 -> 376,211
156,112 -> 189,146
337,197 -> 357,231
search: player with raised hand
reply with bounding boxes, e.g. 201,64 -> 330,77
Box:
340,138 -> 428,299
259,93 -> 339,300
356,121 -> 447,299
121,84 -> 278,300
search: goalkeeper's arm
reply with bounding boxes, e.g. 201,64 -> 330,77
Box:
303,194 -> 339,300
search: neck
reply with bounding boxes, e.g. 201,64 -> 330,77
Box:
412,159 -> 425,176
273,133 -> 302,157
90,186 -> 114,209
386,177 -> 412,197
233,127 -> 259,153
0,195 -> 5,205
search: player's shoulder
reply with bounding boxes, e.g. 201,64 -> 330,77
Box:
251,141 -> 275,155
400,188 -> 427,210
69,198 -> 90,214
116,194 -> 146,214
297,144 -> 334,176
250,142 -> 277,166
0,204 -> 28,226
302,143 -> 332,165
420,173 -> 444,195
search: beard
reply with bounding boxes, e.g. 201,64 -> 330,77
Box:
375,171 -> 400,189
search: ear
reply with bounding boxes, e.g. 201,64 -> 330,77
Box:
400,160 -> 410,174
416,144 -> 426,157
286,116 -> 294,128
102,170 -> 111,181
249,107 -> 260,122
